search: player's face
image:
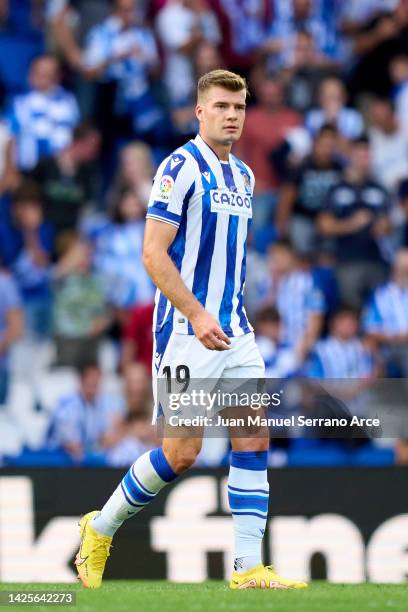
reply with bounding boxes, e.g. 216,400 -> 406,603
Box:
196,86 -> 246,146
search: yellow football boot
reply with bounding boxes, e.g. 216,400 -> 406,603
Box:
75,511 -> 112,588
230,564 -> 308,590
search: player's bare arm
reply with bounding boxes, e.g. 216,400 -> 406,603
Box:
143,218 -> 230,351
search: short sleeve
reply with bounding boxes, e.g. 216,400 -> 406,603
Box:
156,10 -> 193,50
305,286 -> 325,313
50,396 -> 82,446
146,153 -> 195,228
6,99 -> 20,137
362,294 -> 382,333
82,26 -> 107,69
142,30 -> 159,67
324,184 -> 338,213
307,351 -> 325,378
46,0 -> 69,21
1,274 -> 21,310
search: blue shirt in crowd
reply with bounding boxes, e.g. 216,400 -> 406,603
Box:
0,271 -> 21,368
48,390 -> 125,451
308,335 -> 374,378
363,281 -> 408,336
7,86 -> 80,170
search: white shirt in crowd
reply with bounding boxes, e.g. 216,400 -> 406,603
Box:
156,0 -> 220,105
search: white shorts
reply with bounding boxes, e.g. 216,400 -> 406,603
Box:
152,328 -> 265,422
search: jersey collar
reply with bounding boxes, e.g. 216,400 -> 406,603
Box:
194,134 -> 231,165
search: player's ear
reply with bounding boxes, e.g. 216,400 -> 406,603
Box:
195,104 -> 203,122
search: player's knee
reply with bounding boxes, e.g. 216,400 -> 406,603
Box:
233,437 -> 270,453
162,442 -> 201,473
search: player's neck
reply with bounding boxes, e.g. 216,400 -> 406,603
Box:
198,132 -> 231,162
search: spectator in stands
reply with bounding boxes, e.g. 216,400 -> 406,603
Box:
340,0 -> 399,30
7,54 -> 80,171
397,176 -> 408,245
350,1 -> 408,98
48,362 -> 125,462
0,181 -> 54,338
307,306 -> 379,431
318,136 -> 392,308
30,122 -> 101,239
0,260 -> 23,405
234,75 -> 300,228
363,248 -> 408,376
108,141 -> 154,208
368,97 -> 408,193
0,119 -> 18,196
263,0 -> 341,69
94,187 -> 154,309
53,235 -> 110,367
171,41 -> 222,142
106,363 -> 158,466
82,0 -> 164,140
156,0 -> 221,107
255,306 -> 300,378
47,0 -> 111,72
308,306 -> 376,378
121,302 -> 154,373
210,0 -> 270,72
276,124 -> 343,254
390,54 -> 408,138
263,240 -> 325,361
305,76 -> 364,144
281,31 -> 333,114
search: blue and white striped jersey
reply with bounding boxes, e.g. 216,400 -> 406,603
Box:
308,336 -> 374,378
146,134 -> 254,338
275,270 -> 325,347
363,281 -> 408,335
83,16 -> 159,101
7,87 -> 80,170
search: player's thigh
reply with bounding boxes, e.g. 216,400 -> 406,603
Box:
155,329 -> 227,379
223,333 -> 268,443
153,328 -> 226,423
224,332 -> 265,379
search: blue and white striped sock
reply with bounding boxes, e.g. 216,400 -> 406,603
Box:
228,451 -> 269,573
92,447 -> 178,537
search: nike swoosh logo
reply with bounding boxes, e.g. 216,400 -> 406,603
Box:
76,516 -> 90,566
127,511 -> 136,515
75,552 -> 89,566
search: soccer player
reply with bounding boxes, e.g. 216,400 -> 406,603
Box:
75,70 -> 308,591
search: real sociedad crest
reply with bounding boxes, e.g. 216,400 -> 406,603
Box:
242,172 -> 251,194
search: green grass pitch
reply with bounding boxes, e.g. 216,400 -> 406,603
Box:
1,582 -> 407,612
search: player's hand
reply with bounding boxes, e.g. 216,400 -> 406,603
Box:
190,311 -> 231,351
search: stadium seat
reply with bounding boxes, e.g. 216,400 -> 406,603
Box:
287,439 -> 350,466
0,413 -> 23,457
351,444 -> 395,466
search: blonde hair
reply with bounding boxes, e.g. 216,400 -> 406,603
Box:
197,69 -> 248,101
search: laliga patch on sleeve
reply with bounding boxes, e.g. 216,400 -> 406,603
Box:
153,175 -> 175,203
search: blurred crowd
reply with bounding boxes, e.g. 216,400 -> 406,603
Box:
1,0 -> 408,467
